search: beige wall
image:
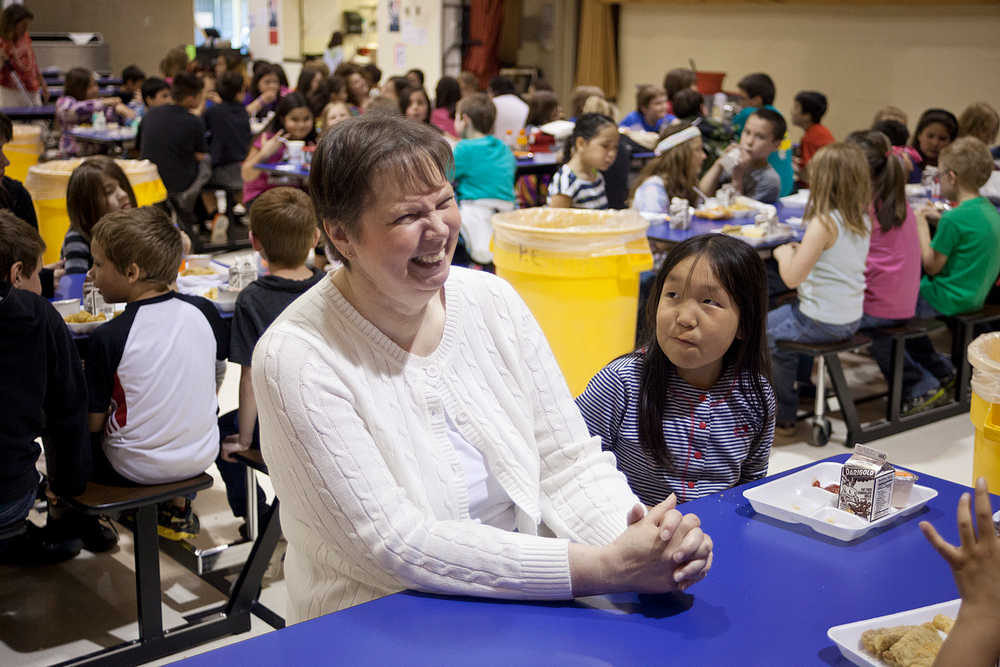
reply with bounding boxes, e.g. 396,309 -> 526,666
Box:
377,0 -> 443,86
618,4 -> 1000,143
27,0 -> 194,78
517,0 -> 578,108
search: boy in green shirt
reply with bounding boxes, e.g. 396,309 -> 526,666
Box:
452,93 -> 516,267
903,136 -> 1000,413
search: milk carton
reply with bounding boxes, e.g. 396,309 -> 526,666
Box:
838,445 -> 895,521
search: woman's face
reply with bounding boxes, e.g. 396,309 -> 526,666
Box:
917,122 -> 952,162
259,73 -> 280,96
284,107 -> 314,140
14,19 -> 30,40
348,73 -> 369,101
102,175 -> 131,213
328,172 -> 460,310
655,255 -> 740,388
406,92 -> 429,123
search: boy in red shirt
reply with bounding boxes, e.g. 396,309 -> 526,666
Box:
792,90 -> 834,187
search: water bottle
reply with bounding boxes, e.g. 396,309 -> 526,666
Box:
669,197 -> 691,230
92,110 -> 106,130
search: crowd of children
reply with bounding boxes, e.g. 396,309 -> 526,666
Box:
2,45 -> 1000,662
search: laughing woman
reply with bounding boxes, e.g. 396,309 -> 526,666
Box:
252,115 -> 715,622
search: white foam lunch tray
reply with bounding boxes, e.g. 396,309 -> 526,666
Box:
742,461 -> 937,541
827,598 -> 959,667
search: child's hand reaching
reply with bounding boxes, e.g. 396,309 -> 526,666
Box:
772,241 -> 798,265
920,477 -> 1000,667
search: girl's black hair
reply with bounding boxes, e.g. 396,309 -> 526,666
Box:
399,87 -> 431,123
563,112 -> 615,165
267,92 -> 317,142
872,119 -> 909,147
846,129 -> 907,233
296,68 -> 322,96
636,234 -> 771,469
249,63 -> 280,98
434,76 -> 461,119
911,108 -> 958,162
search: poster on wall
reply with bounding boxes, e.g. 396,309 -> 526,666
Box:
267,0 -> 279,45
389,0 -> 400,32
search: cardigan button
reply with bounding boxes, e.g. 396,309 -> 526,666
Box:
699,394 -> 707,402
687,481 -> 695,489
693,451 -> 703,459
699,421 -> 706,430
426,366 -> 439,378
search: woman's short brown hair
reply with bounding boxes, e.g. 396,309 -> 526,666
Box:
663,68 -> 696,100
249,187 -> 318,268
0,4 -> 33,42
67,157 -> 138,239
310,115 -> 453,267
958,102 -> 1000,146
92,207 -> 182,287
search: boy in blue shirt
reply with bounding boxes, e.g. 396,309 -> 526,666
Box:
730,73 -> 795,197
452,93 -> 516,267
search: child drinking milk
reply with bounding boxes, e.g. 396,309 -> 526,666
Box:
547,113 -> 618,209
767,143 -> 872,434
577,234 -> 774,505
629,124 -> 705,214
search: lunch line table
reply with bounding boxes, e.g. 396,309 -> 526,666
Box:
179,453 -> 984,666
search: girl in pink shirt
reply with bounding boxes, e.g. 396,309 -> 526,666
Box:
849,130 -> 937,403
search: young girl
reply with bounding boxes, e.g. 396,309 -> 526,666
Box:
577,234 -> 774,505
62,157 -> 136,275
55,67 -> 135,157
547,113 -> 618,209
909,108 -> 958,182
847,130 -> 931,406
431,76 -> 460,136
399,86 -> 431,125
767,143 -> 872,433
629,124 -> 705,213
319,100 -> 351,132
244,64 -> 282,121
241,93 -> 316,205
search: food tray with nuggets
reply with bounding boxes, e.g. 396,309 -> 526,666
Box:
827,598 -> 958,667
715,223 -> 796,246
742,462 -> 937,541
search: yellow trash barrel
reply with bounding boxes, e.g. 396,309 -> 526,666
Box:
25,159 -> 167,264
969,332 -> 1000,489
491,208 -> 653,396
6,123 -> 42,183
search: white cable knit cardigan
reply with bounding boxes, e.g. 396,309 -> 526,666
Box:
253,267 -> 639,623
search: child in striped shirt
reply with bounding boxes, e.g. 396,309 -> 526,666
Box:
547,113 -> 618,209
577,234 -> 775,505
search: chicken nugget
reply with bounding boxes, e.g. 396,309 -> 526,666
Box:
932,614 -> 954,634
882,625 -> 942,667
861,625 -> 910,656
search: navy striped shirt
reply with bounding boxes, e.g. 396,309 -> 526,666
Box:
576,354 -> 775,506
547,164 -> 608,209
61,229 -> 92,275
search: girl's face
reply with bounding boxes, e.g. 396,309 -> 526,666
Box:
577,124 -> 619,172
259,73 -> 280,96
405,92 -> 429,123
689,135 -> 706,178
102,175 -> 131,213
656,255 -> 740,389
324,103 -> 350,128
348,73 -> 369,100
284,107 -> 314,140
642,95 -> 668,124
551,105 -> 563,122
86,77 -> 99,99
917,122 -> 951,162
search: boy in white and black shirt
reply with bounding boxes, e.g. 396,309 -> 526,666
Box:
86,207 -> 228,540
